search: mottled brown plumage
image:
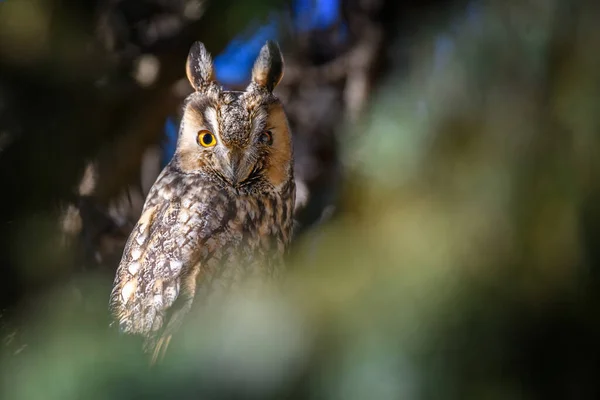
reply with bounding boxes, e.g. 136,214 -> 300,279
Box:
109,41 -> 294,362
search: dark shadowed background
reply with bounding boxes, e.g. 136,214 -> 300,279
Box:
1,0 -> 600,399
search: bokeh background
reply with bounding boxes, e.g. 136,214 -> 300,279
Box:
1,0 -> 600,398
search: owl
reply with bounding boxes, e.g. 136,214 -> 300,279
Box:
109,40 -> 295,363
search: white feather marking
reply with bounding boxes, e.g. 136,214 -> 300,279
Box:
122,280 -> 136,304
205,107 -> 220,139
179,210 -> 190,223
182,197 -> 194,208
128,262 -> 141,275
131,248 -> 142,260
153,294 -> 163,307
170,260 -> 183,273
136,234 -> 147,245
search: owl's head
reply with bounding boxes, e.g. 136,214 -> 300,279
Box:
174,40 -> 292,192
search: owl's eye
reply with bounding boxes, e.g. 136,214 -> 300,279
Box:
259,130 -> 273,146
197,130 -> 216,147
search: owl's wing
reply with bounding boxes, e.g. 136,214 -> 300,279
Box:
109,197 -> 203,338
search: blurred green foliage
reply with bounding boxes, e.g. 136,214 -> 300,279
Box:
2,0 -> 600,399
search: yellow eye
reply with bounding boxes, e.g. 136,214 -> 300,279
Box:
197,130 -> 216,147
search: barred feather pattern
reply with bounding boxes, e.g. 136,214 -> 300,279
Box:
109,162 -> 295,338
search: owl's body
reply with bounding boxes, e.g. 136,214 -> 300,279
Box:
109,41 -> 294,359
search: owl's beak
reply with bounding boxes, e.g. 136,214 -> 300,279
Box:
224,148 -> 252,185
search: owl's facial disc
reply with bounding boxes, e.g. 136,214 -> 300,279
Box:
178,40 -> 291,189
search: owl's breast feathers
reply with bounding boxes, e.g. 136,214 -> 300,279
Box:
109,164 -> 295,336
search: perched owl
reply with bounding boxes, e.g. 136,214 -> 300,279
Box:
109,40 -> 295,363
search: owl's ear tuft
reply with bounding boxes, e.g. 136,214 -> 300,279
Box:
186,41 -> 216,91
251,41 -> 284,92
